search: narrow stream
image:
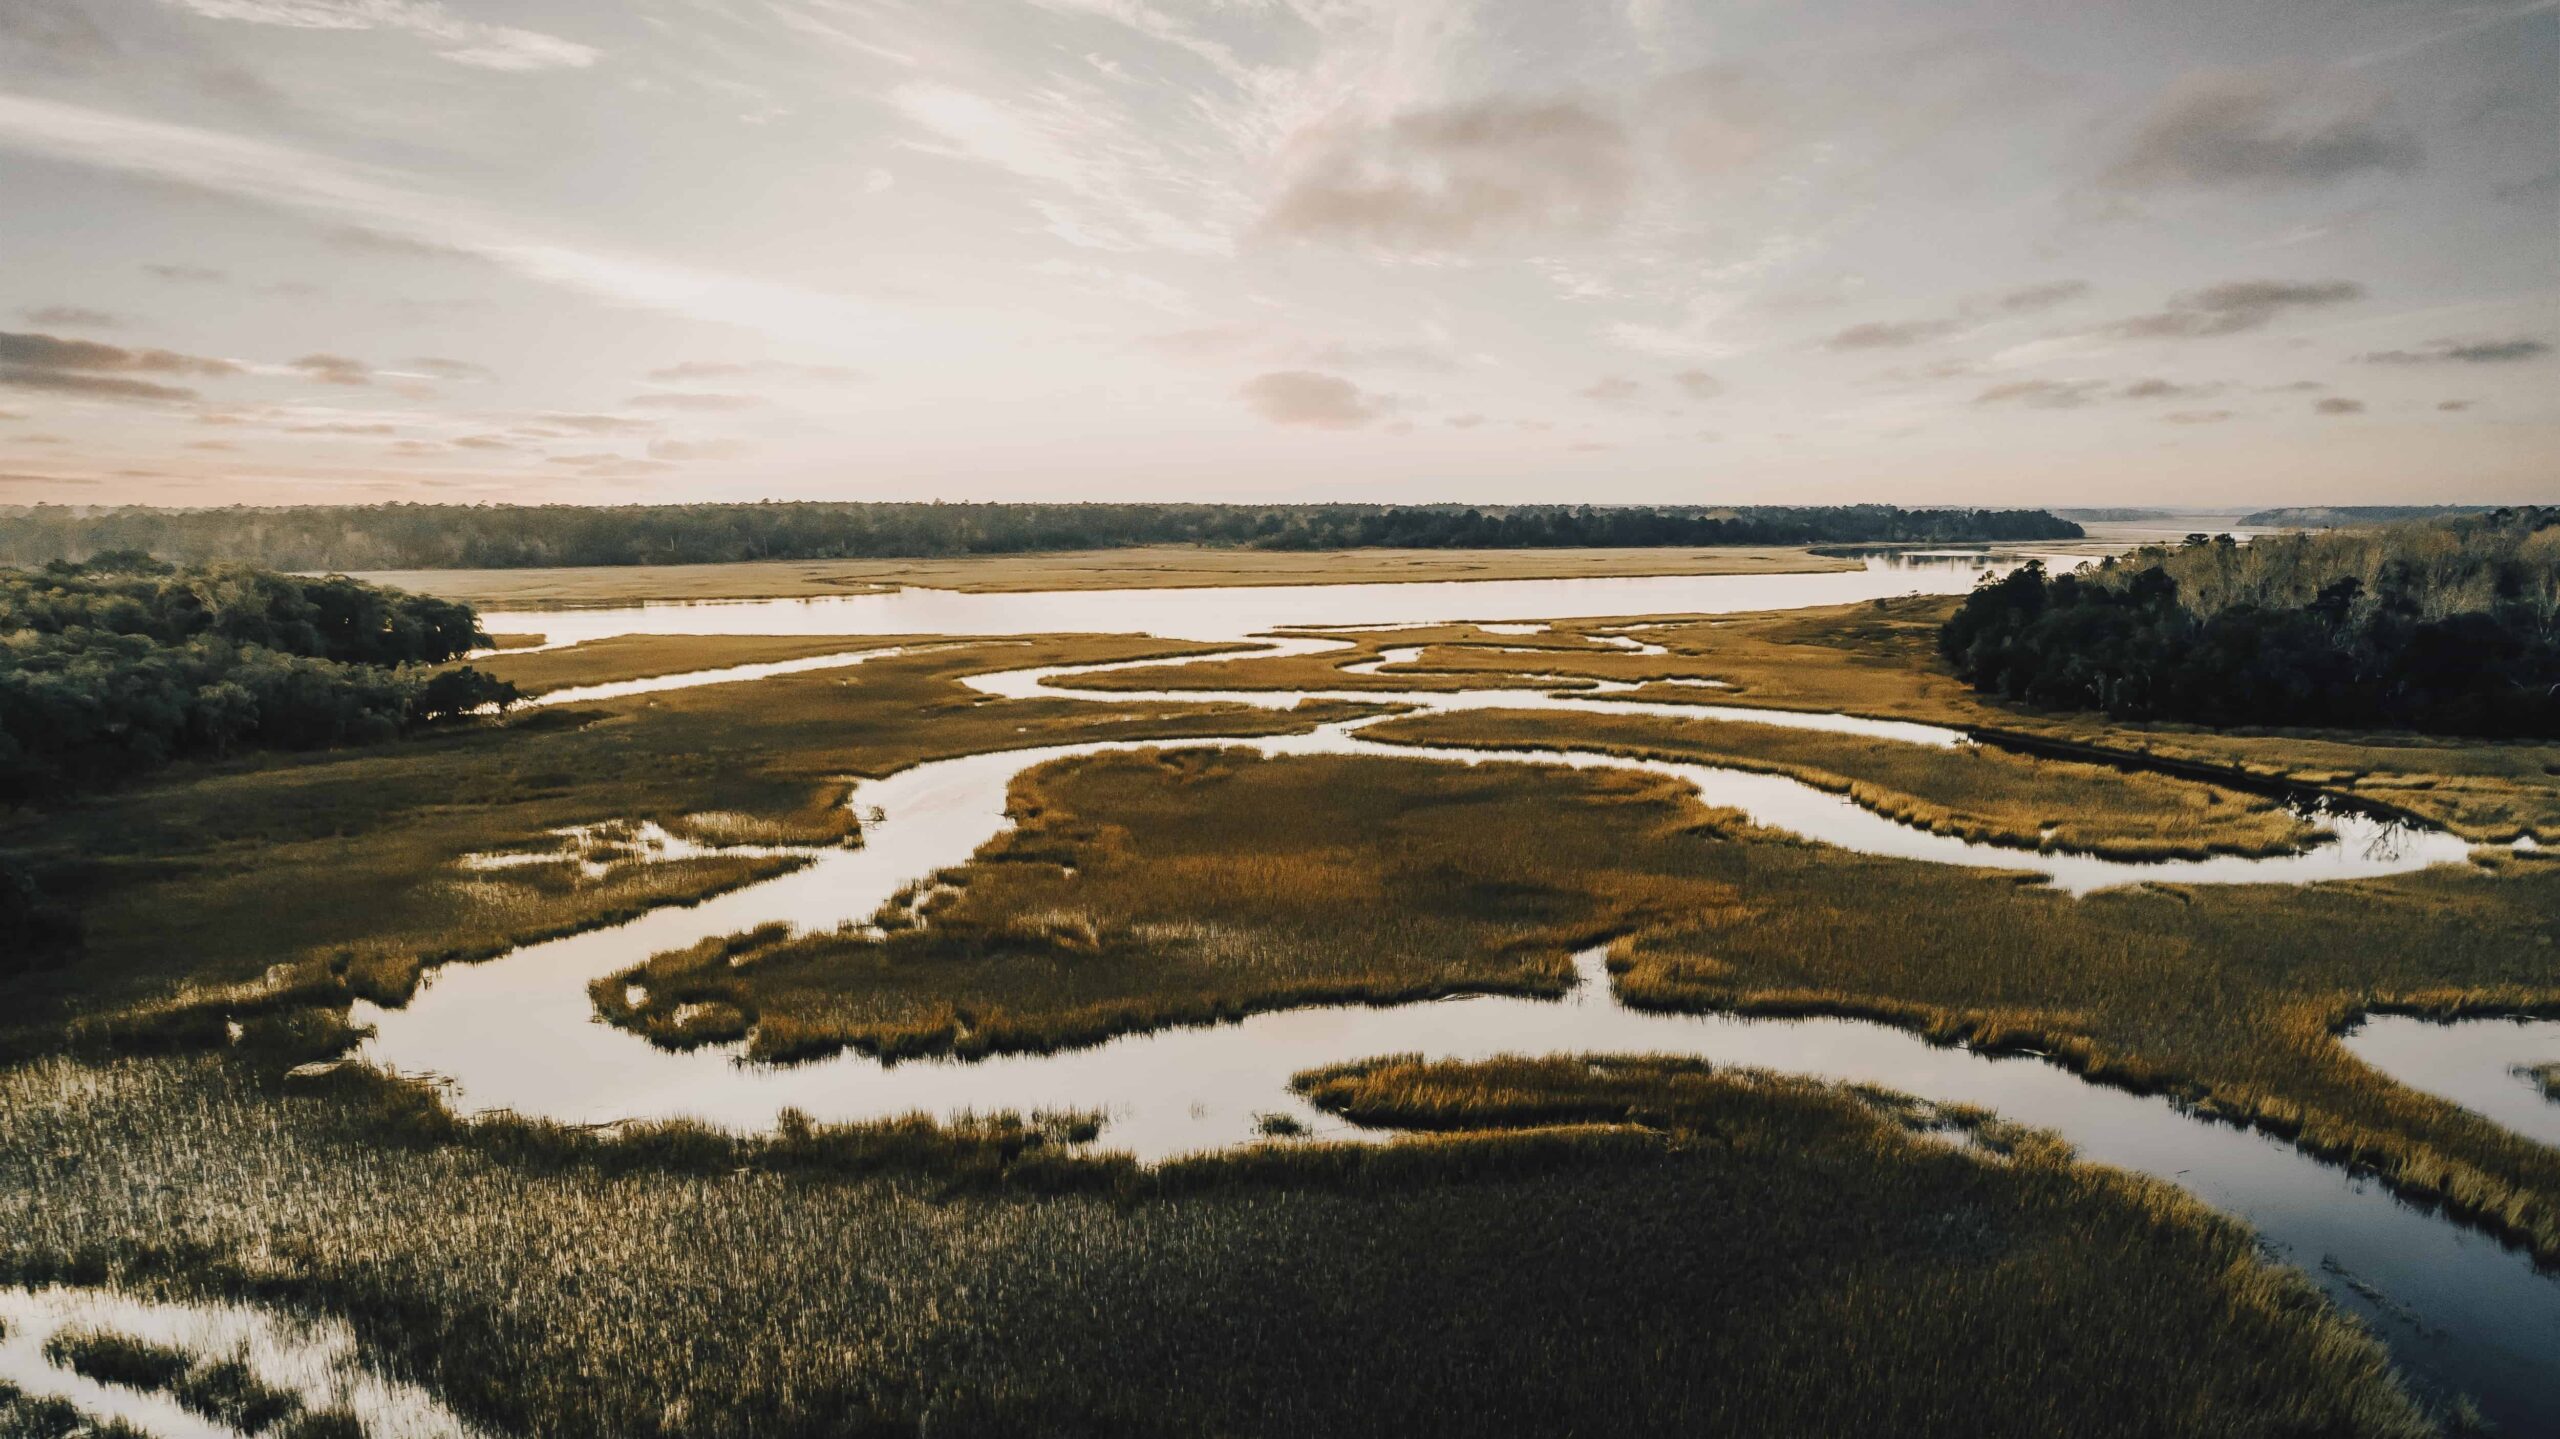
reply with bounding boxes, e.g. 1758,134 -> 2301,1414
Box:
0,1286 -> 485,1439
341,557 -> 2556,1426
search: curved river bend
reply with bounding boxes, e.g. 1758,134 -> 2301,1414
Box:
342,556 -> 2553,1426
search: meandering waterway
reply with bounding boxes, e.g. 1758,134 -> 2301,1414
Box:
351,553 -> 2553,1426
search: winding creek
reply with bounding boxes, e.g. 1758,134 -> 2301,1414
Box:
17,555 -> 2549,1431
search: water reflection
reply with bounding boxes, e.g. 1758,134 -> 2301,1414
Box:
481,553 -> 2068,650
0,1286 -> 485,1439
2343,1015 -> 2560,1149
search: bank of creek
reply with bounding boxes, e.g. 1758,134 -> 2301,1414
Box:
10,555 -> 2552,1431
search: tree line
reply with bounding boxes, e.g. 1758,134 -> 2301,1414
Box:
1939,509 -> 2560,738
1,552 -> 516,803
0,502 -> 2082,571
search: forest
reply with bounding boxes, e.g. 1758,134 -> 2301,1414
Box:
0,502 -> 2081,571
1939,508 -> 2560,737
0,553 -> 514,803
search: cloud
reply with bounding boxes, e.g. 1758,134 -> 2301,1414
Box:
404,356 -> 493,381
536,412 -> 653,434
451,434 -> 519,450
0,330 -> 239,402
1445,414 -> 1486,429
0,97 -> 893,351
2162,410 -> 2236,424
2314,396 -> 2365,415
2112,279 -> 2363,338
1992,281 -> 2091,313
0,1 -> 117,68
626,392 -> 762,411
1238,371 -> 1376,429
159,0 -> 599,72
642,360 -> 864,383
1260,98 -> 1633,252
2437,400 -> 2475,412
2118,378 -> 2219,400
142,264 -> 226,283
1139,326 -> 1258,360
1578,375 -> 1643,403
647,438 -> 752,461
1825,318 -> 1964,350
1650,64 -> 1788,177
0,331 -> 235,375
329,225 -> 479,260
20,305 -> 119,328
0,370 -> 199,401
1301,342 -> 1458,373
289,352 -> 371,385
2105,69 -> 2419,191
1670,369 -> 1724,400
1973,379 -> 2109,409
1976,375 -> 2227,409
2358,337 -> 2549,364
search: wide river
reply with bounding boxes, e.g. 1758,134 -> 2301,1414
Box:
31,553 -> 2543,1432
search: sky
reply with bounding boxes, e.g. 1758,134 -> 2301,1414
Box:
0,0 -> 2553,510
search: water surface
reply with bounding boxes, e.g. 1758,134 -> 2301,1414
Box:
359,555 -> 2545,1423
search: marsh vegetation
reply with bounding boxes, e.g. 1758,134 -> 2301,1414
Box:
0,1048 -> 2440,1438
0,633 -> 1377,1034
356,544 -> 1863,608
601,739 -> 2559,1263
2,544 -> 2553,1433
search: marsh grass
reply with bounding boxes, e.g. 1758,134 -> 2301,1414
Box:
1362,707 -> 2316,860
29,1325 -> 319,1436
2525,1061 -> 2560,1102
0,1388 -> 154,1438
0,1048 -> 2440,1439
603,744 -> 2560,1265
1640,597 -> 2560,841
466,634 -> 926,695
41,1328 -> 192,1392
0,634 -> 1383,1041
601,748 -> 1718,1063
364,545 -> 1856,607
172,1355 -> 304,1432
1083,594 -> 2560,843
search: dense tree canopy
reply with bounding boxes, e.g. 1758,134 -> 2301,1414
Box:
0,502 -> 2080,571
1940,509 -> 2560,738
0,554 -> 516,803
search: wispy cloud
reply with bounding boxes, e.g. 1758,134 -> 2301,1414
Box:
626,391 -> 762,411
1238,371 -> 1377,428
289,352 -> 371,385
0,330 -> 238,403
2111,279 -> 2364,338
2104,69 -> 2418,190
1826,318 -> 1965,351
159,0 -> 598,72
2358,337 -> 2549,364
0,96 -> 891,350
20,305 -> 122,328
644,360 -> 863,384
1260,98 -> 1633,253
